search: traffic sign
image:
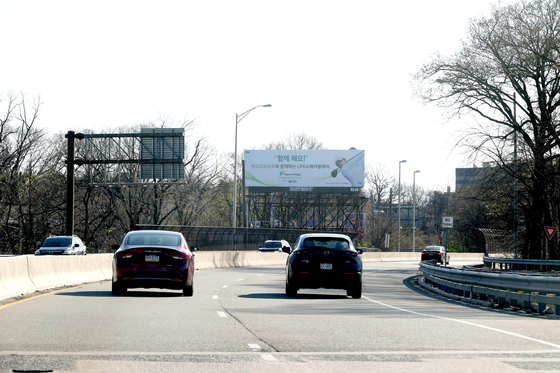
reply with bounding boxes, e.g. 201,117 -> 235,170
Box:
545,226 -> 557,240
442,216 -> 453,229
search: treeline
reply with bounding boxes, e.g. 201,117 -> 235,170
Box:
1,89 -> 556,259
0,92 -> 231,253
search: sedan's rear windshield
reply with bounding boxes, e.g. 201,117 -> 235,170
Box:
301,238 -> 351,250
127,234 -> 181,246
42,238 -> 72,247
262,241 -> 282,248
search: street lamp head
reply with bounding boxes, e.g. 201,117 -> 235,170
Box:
262,104 -> 272,107
414,170 -> 420,174
400,160 -> 407,164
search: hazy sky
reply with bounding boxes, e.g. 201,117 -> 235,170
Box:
0,0 -> 508,191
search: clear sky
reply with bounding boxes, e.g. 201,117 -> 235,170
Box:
0,0 -> 507,192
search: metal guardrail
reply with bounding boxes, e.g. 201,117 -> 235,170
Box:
483,255 -> 560,271
418,261 -> 560,316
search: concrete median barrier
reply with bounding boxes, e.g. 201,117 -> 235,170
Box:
193,251 -> 483,270
0,251 -> 484,302
195,251 -> 287,270
27,256 -> 65,290
28,254 -> 114,290
0,256 -> 36,300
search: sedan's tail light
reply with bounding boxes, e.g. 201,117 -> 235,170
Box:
116,251 -> 134,259
116,248 -> 143,259
171,252 -> 191,260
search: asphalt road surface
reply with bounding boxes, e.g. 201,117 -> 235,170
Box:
1,261 -> 559,373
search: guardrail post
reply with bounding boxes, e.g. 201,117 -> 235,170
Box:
539,292 -> 546,313
523,299 -> 531,311
498,296 -> 506,308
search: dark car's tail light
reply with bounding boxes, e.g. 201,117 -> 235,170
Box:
116,251 -> 134,259
171,252 -> 191,260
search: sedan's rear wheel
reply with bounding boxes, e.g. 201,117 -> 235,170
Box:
285,280 -> 297,297
183,283 -> 194,297
111,281 -> 127,296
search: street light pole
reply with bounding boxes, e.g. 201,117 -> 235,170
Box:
232,104 -> 271,228
412,170 -> 420,252
398,160 -> 406,252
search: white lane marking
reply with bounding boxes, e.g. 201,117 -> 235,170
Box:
212,295 -> 218,300
261,353 -> 278,362
217,311 -> 228,318
222,285 -> 228,289
237,278 -> 244,281
363,296 -> 560,349
248,343 -> 261,351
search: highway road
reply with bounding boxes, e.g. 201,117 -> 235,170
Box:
1,262 -> 559,372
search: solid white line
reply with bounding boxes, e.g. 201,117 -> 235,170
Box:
222,285 -> 228,289
261,353 -> 278,361
217,311 -> 228,318
362,296 -> 560,349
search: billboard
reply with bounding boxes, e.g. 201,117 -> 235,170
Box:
244,149 -> 364,188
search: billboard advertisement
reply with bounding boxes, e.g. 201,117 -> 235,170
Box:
244,149 -> 365,188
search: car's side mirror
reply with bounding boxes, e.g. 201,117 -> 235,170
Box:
357,249 -> 364,255
191,247 -> 198,252
282,247 -> 291,254
74,243 -> 80,247
111,244 -> 120,252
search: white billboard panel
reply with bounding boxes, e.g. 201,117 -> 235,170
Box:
244,150 -> 365,188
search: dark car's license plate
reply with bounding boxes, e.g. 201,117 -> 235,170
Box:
320,263 -> 333,270
145,255 -> 159,262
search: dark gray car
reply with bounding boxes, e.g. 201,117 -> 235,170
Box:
35,235 -> 87,255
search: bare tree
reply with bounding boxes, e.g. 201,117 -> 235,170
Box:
365,163 -> 394,206
262,132 -> 324,150
414,0 -> 560,259
0,92 -> 46,253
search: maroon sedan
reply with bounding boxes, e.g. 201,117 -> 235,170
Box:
112,230 -> 197,296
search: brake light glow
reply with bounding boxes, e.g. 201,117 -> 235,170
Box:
116,251 -> 134,259
171,252 -> 191,260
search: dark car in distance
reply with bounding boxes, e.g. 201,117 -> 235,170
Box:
284,233 -> 363,298
421,245 -> 449,265
112,230 -> 197,296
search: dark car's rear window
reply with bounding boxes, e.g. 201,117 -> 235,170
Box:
42,238 -> 72,247
302,238 -> 350,250
127,234 -> 181,246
